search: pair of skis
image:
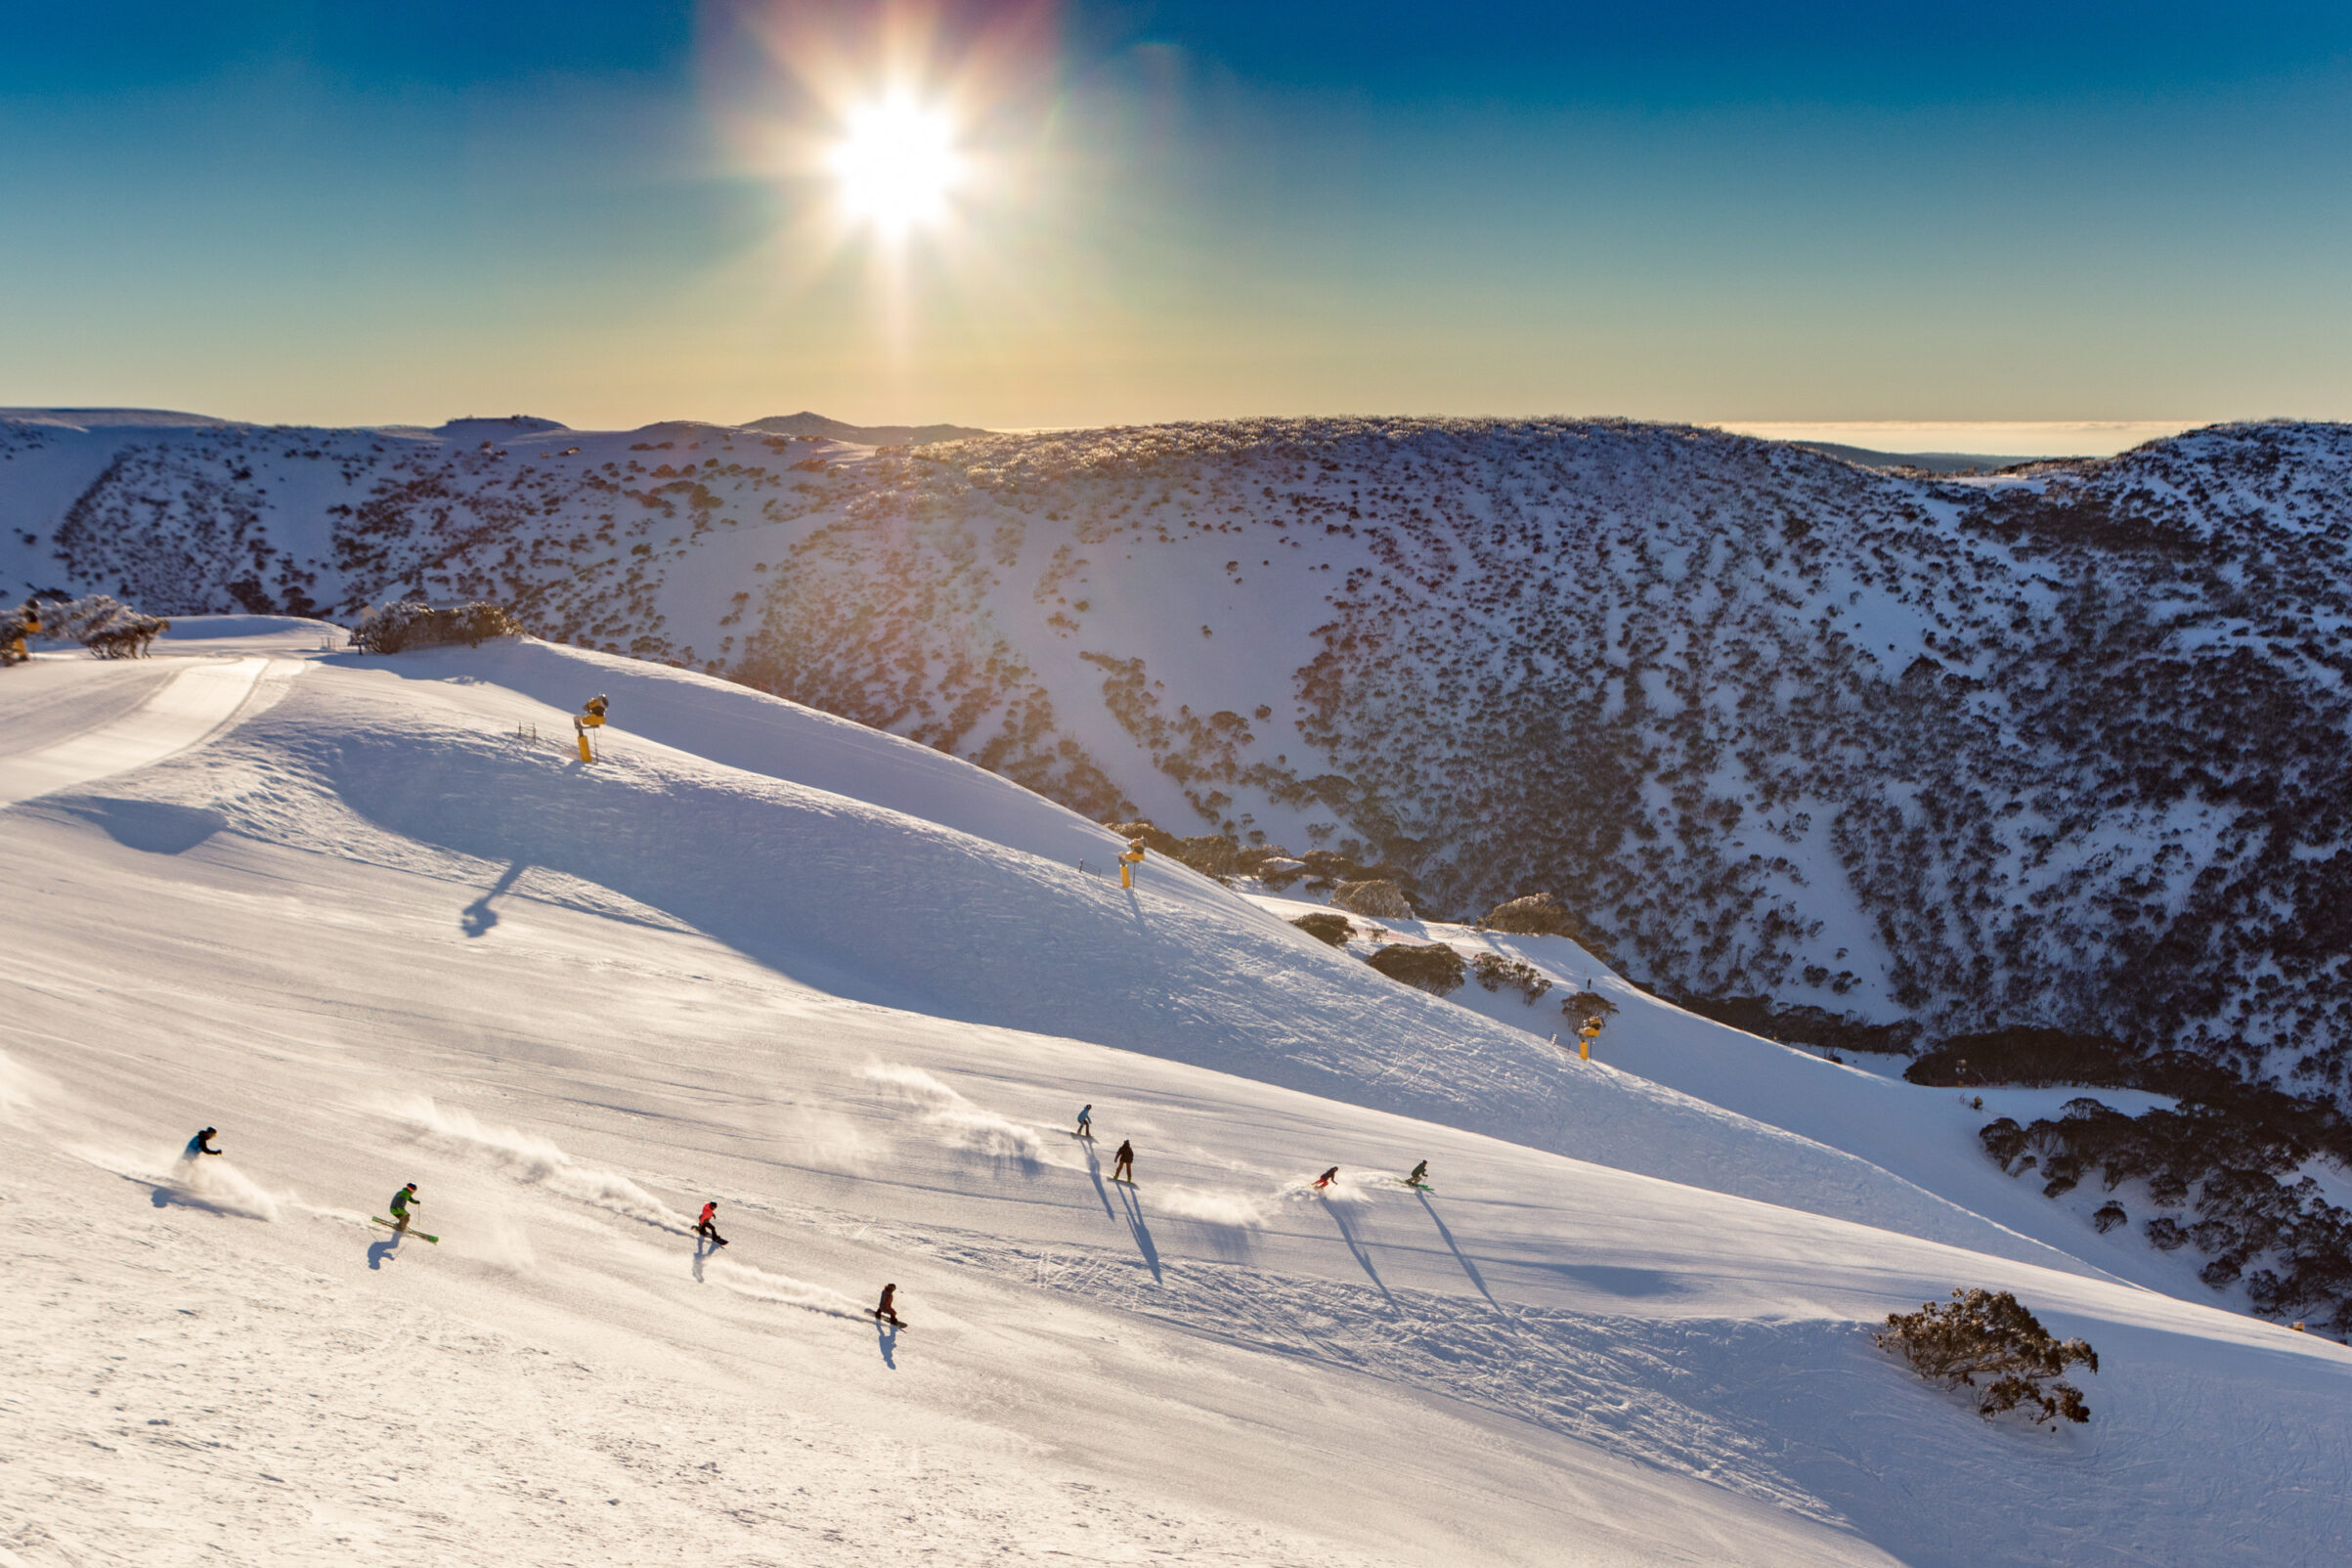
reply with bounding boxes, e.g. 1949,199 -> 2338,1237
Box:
370,1216 -> 440,1244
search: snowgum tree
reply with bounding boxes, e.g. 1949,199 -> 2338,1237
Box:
1877,1288 -> 2098,1427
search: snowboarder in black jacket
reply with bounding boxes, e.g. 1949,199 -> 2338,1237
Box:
874,1283 -> 904,1328
1111,1140 -> 1135,1183
182,1127 -> 222,1161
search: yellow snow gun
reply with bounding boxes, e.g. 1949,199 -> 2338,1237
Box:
574,694 -> 609,762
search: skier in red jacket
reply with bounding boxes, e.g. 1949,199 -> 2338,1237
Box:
695,1200 -> 728,1247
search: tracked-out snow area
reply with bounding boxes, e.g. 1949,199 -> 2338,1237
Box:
3,621 -> 2346,1566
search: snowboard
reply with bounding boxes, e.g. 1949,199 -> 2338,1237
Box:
871,1310 -> 909,1328
372,1217 -> 440,1243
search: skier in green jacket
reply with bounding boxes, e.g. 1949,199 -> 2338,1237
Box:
389,1183 -> 421,1231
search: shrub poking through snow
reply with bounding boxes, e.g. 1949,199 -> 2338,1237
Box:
1332,879 -> 1412,919
349,600 -> 524,655
1367,942 -> 1465,996
1564,988 -> 1620,1022
1472,952 -> 1551,1004
1290,911 -> 1353,946
1483,892 -> 1611,959
35,593 -> 170,658
1877,1287 -> 2097,1426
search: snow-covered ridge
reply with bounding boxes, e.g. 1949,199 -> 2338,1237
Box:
7,415 -> 2351,1102
5,619 -> 2351,1565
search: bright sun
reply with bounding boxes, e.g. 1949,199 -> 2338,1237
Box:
829,97 -> 961,237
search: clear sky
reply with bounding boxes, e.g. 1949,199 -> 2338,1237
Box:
4,2 -> 2348,432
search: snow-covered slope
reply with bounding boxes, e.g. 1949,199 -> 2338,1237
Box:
4,621 -> 2349,1566
9,413 -> 2350,1106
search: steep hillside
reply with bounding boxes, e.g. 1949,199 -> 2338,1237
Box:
6,620 -> 2349,1567
8,414 -> 2350,1102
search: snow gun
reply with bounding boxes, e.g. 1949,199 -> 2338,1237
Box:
1577,1015 -> 1605,1062
1119,836 -> 1147,889
574,694 -> 608,762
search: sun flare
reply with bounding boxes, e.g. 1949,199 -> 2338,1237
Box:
829,96 -> 961,237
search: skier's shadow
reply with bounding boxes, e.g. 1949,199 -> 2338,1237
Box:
367,1236 -> 399,1271
460,858 -> 527,937
1078,1137 -> 1115,1220
1416,1191 -> 1497,1309
692,1238 -> 714,1283
1114,1183 -> 1162,1284
1324,1199 -> 1395,1309
874,1321 -> 898,1370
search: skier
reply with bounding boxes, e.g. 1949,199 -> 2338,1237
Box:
1075,1104 -> 1093,1139
695,1200 -> 728,1247
388,1182 -> 421,1233
874,1283 -> 904,1328
1111,1139 -> 1135,1184
1406,1160 -> 1429,1188
182,1126 -> 222,1161
1313,1166 -> 1339,1191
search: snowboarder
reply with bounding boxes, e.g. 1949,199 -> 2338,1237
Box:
874,1283 -> 904,1328
1313,1166 -> 1339,1191
1075,1104 -> 1093,1139
182,1126 -> 222,1161
388,1182 -> 421,1232
1406,1160 -> 1429,1188
695,1200 -> 728,1247
1111,1139 -> 1135,1184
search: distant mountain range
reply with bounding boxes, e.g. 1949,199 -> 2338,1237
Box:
7,409 -> 2348,1101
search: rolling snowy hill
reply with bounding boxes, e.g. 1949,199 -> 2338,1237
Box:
4,620 -> 2350,1566
8,411 -> 2348,1099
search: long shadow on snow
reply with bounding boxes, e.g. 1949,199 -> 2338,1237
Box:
1415,1190 -> 1500,1310
1322,1198 -> 1396,1309
306,723 -> 1567,1132
1115,1183 -> 1162,1283
461,857 -> 527,936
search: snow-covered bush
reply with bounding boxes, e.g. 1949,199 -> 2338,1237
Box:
34,594 -> 169,658
1367,942 -> 1464,996
1877,1288 -> 2098,1426
1290,911 -> 1352,946
1472,953 -> 1550,1004
1332,879 -> 1412,919
349,600 -> 523,655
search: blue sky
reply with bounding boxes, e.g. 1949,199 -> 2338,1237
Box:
3,2 -> 2347,430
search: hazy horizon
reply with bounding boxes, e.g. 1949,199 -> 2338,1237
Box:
6,4 -> 2347,429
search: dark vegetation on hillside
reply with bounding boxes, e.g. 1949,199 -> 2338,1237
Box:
1877,1288 -> 2098,1427
22,415 -> 2352,1090
21,412 -> 2352,1319
1931,1026 -> 2352,1332
348,600 -> 523,654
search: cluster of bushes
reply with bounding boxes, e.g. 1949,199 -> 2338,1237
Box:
1104,819 -> 1421,903
348,600 -> 524,654
22,593 -> 170,659
1979,1090 -> 2352,1329
1682,995 -> 1920,1056
1367,943 -> 1465,996
1471,953 -> 1550,1004
1288,911 -> 1353,946
1481,892 -> 1611,960
1877,1287 -> 2098,1426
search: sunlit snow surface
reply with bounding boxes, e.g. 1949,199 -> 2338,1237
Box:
2,621 -> 2346,1567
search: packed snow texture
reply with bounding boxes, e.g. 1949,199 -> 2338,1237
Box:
3,620 -> 2348,1566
